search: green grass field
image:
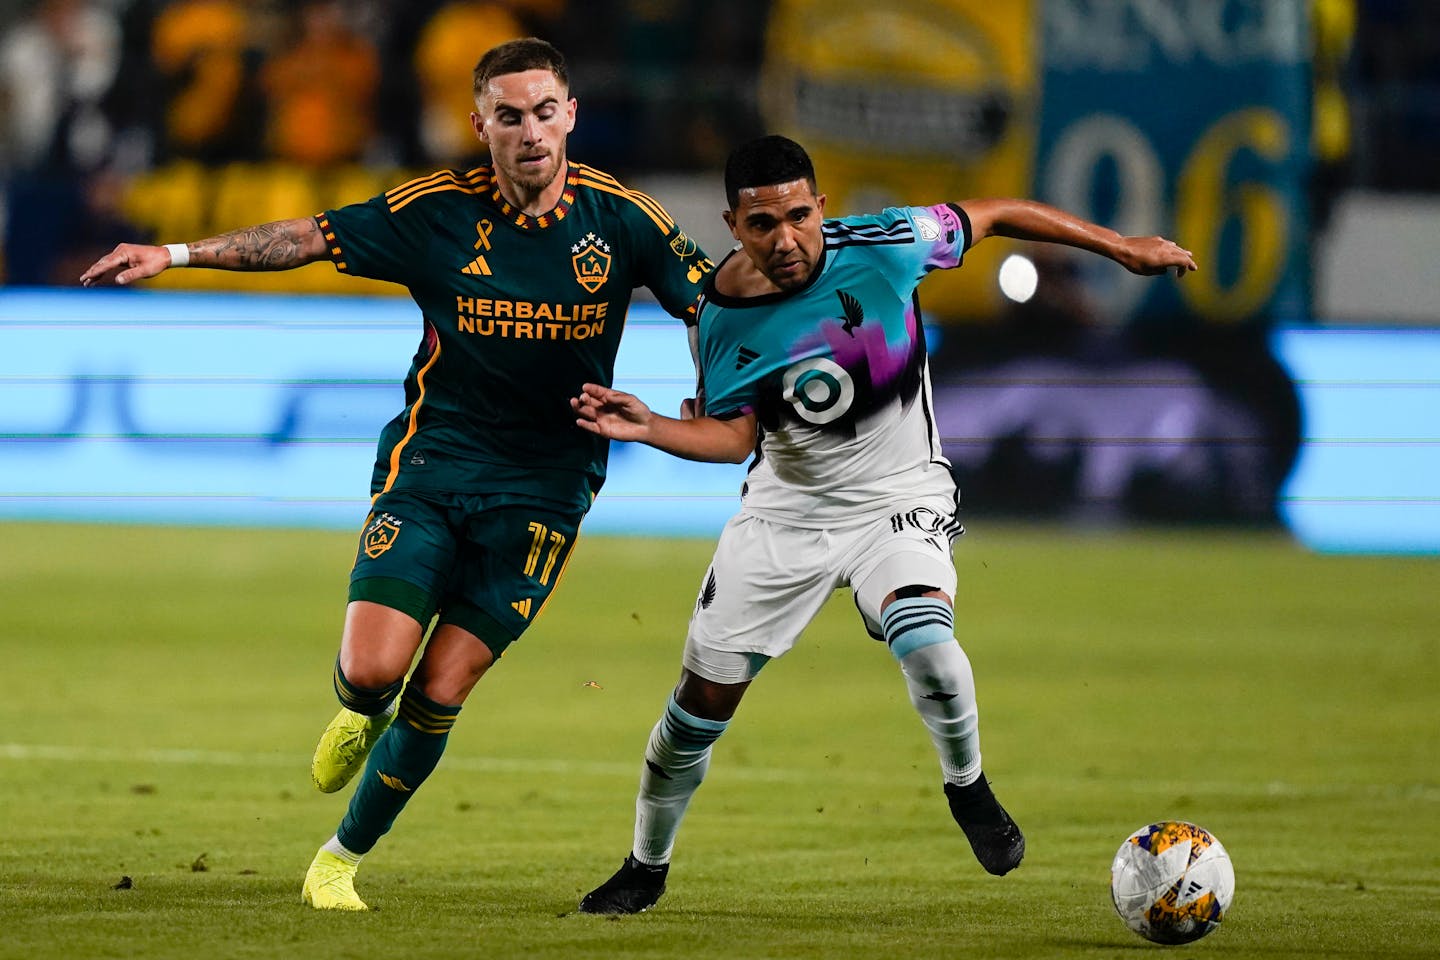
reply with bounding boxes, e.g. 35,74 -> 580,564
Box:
1,521 -> 1436,958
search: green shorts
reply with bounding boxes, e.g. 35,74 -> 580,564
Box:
347,489 -> 586,658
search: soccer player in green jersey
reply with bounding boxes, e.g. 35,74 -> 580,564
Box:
80,38 -> 714,911
570,135 -> 1196,913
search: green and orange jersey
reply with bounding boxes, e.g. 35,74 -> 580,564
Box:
319,162 -> 714,511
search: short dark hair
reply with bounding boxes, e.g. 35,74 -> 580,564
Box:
724,135 -> 816,210
473,38 -> 569,100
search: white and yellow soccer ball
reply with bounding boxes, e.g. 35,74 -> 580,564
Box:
1110,820 -> 1235,945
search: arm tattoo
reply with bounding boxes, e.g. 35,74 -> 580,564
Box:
189,218 -> 322,271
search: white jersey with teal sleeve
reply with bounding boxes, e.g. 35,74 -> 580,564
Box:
695,203 -> 972,527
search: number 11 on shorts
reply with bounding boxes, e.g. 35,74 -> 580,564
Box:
524,522 -> 567,585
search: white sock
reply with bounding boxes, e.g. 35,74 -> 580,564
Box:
899,639 -> 982,785
883,597 -> 982,786
322,835 -> 363,865
632,695 -> 729,865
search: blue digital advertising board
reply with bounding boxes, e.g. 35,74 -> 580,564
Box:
4,290 -> 1436,553
0,289 -> 746,536
1271,326 -> 1440,554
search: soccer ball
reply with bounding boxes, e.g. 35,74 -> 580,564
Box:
1110,820 -> 1234,945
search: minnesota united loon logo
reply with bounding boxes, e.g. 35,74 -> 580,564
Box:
697,568 -> 718,611
838,290 -> 864,337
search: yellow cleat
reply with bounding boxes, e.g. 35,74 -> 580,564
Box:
301,849 -> 369,911
311,706 -> 394,793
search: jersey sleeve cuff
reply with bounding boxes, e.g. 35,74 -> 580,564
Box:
946,202 -> 973,254
315,213 -> 351,274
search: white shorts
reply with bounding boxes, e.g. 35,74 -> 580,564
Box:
682,500 -> 962,684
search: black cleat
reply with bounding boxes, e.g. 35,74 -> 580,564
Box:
578,854 -> 669,914
945,775 -> 1025,876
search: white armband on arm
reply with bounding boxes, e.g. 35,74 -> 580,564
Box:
164,243 -> 190,267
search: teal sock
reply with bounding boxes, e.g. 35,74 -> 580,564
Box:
336,687 -> 460,854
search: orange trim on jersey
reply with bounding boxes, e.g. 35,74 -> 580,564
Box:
385,170 -> 453,200
379,331 -> 442,495
385,166 -> 487,203
571,164 -> 674,226
387,168 -> 491,213
567,162 -> 612,182
618,186 -> 673,229
571,163 -> 675,229
316,214 -> 350,274
486,167 -> 580,230
389,181 -> 489,213
573,177 -> 672,233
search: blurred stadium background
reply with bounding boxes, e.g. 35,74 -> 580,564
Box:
2,5 -> 1438,955
1,0 -> 1437,549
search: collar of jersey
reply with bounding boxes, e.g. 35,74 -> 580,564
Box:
487,165 -> 580,230
702,244 -> 830,308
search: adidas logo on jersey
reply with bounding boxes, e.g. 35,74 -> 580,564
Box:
735,345 -> 759,370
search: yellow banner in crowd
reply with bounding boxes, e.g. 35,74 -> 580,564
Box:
761,0 -> 1037,323
123,161 -> 410,296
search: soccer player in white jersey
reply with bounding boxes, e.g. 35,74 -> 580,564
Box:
570,135 -> 1198,913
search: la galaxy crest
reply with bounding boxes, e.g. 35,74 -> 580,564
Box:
571,232 -> 612,293
362,513 -> 402,559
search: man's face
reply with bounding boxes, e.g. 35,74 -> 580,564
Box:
724,178 -> 826,291
472,69 -> 576,194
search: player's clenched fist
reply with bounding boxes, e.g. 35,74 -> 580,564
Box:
1113,236 -> 1198,277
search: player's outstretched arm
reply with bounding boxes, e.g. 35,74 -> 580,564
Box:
571,383 -> 754,464
79,217 -> 329,287
960,198 -> 1197,277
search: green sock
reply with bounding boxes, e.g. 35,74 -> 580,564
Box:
336,687 -> 460,854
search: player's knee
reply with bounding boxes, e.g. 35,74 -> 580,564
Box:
332,657 -> 404,715
884,583 -> 949,606
900,636 -> 972,690
674,669 -> 749,722
880,595 -> 955,662
337,640 -> 408,684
